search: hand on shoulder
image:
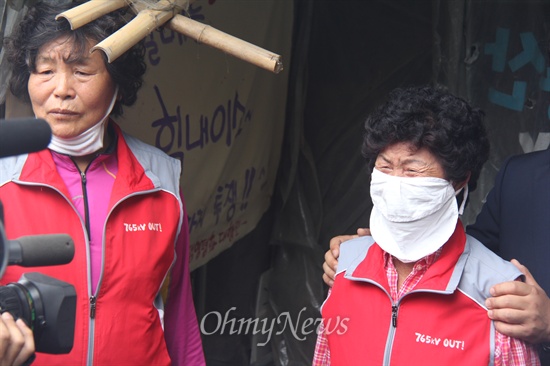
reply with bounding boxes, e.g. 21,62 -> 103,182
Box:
322,228 -> 370,287
486,259 -> 550,344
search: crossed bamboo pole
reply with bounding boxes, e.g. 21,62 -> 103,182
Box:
56,0 -> 283,74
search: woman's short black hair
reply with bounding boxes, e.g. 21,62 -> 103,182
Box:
4,0 -> 147,117
361,85 -> 490,192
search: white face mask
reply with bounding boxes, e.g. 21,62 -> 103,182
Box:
48,87 -> 118,157
369,168 -> 466,263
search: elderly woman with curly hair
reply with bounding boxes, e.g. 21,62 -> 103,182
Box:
0,1 -> 204,365
312,86 -> 540,365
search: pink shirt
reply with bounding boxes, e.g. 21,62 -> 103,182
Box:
52,151 -> 115,293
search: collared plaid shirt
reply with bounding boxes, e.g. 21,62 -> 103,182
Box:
312,249 -> 540,365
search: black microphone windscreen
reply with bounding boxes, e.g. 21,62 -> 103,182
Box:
13,234 -> 75,267
0,118 -> 52,158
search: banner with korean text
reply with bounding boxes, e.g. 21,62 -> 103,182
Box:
118,0 -> 293,270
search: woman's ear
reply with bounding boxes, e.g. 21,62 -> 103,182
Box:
453,171 -> 471,191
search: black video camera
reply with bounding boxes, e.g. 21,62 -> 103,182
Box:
0,118 -> 76,354
0,204 -> 76,355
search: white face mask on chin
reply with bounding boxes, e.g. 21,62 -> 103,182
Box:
369,168 -> 467,263
48,87 -> 118,157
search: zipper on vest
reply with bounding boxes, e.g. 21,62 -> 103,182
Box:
79,170 -> 92,239
90,296 -> 97,319
392,305 -> 398,327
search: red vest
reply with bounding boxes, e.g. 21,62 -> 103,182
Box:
322,225 -> 517,366
0,127 -> 181,365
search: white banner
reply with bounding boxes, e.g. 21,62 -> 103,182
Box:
118,0 -> 293,270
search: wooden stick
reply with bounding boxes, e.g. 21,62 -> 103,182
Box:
58,0 -> 284,74
91,0 -> 178,63
167,14 -> 283,74
55,0 -> 127,30
131,0 -> 191,13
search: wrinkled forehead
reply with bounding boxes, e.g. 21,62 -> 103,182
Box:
34,34 -> 97,64
378,142 -> 444,167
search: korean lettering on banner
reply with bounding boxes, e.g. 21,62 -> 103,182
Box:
124,0 -> 289,270
484,26 -> 550,152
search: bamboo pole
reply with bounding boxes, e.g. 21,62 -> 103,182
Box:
167,14 -> 283,74
55,0 -> 284,74
91,0 -> 179,63
55,0 -> 127,30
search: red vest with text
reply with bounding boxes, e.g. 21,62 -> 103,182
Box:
322,224 -> 521,366
0,125 -> 182,365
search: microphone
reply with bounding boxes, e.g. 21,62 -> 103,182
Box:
0,118 -> 52,158
7,234 -> 75,267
